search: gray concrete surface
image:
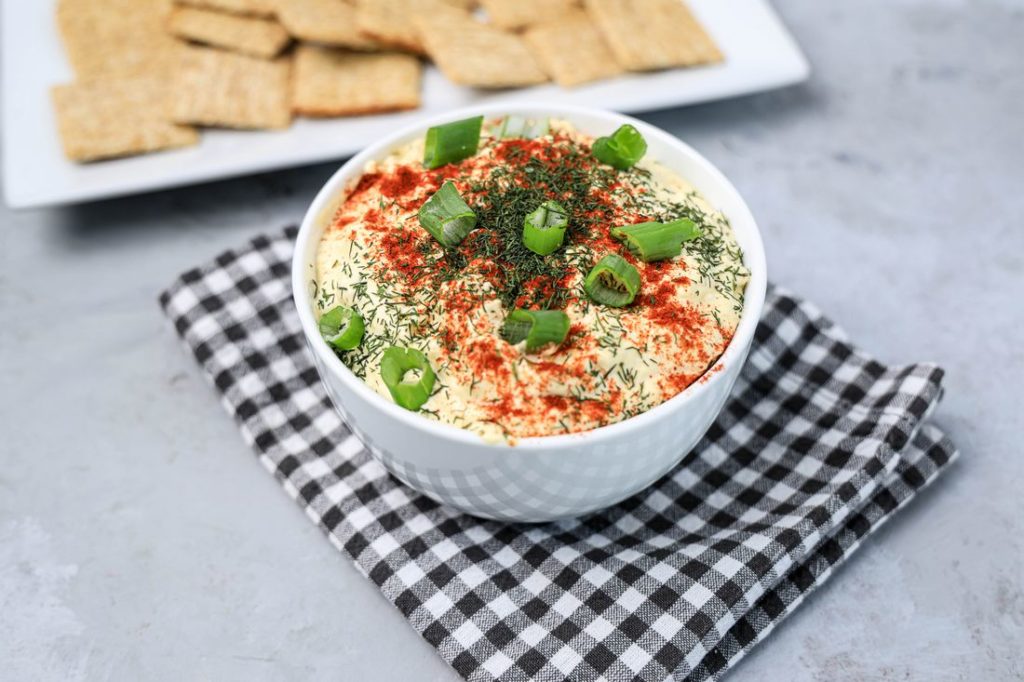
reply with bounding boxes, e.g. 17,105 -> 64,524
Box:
2,1 -> 1022,680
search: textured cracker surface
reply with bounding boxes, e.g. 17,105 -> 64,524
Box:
175,0 -> 275,17
274,0 -> 380,50
479,0 -> 577,30
56,0 -> 179,79
524,9 -> 623,87
51,76 -> 199,161
415,7 -> 547,87
170,46 -> 292,129
584,0 -> 722,71
355,0 -> 453,54
168,7 -> 290,58
292,46 -> 421,116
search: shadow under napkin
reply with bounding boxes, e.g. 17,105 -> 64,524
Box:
160,227 -> 957,682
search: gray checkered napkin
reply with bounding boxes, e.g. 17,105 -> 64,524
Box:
160,227 -> 958,682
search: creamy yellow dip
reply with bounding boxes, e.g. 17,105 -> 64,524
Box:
314,119 -> 748,442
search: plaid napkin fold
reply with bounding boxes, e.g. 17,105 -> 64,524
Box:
160,227 -> 958,682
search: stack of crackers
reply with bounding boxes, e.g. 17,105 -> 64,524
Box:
51,0 -> 722,163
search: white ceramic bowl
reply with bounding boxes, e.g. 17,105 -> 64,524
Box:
293,104 -> 767,522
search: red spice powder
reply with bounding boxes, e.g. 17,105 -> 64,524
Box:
440,281 -> 479,317
361,207 -> 383,228
487,397 -> 532,425
428,165 -> 462,189
560,323 -> 589,352
330,214 -> 357,232
514,275 -> 560,309
660,372 -> 698,396
463,336 -> 510,376
698,364 -> 724,384
645,282 -> 705,335
541,395 -> 571,412
349,171 -> 381,199
378,165 -> 422,200
377,227 -> 426,282
579,401 -> 612,423
531,360 -> 565,375
580,383 -> 623,423
493,137 -> 560,163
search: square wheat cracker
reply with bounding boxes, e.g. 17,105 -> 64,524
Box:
356,0 -> 458,54
274,0 -> 380,50
584,0 -> 722,71
168,7 -> 291,58
52,76 -> 199,162
480,0 -> 577,31
292,46 -> 421,116
174,0 -> 275,17
525,9 -> 622,87
415,7 -> 547,88
171,46 -> 292,129
57,0 -> 178,79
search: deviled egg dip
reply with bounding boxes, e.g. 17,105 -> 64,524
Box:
313,115 -> 749,442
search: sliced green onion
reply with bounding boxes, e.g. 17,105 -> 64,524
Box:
493,115 -> 549,139
318,305 -> 365,351
522,200 -> 569,255
423,115 -> 483,169
380,346 -> 436,411
592,124 -> 647,170
584,254 -> 641,307
418,181 -> 477,247
501,309 -> 570,352
610,218 -> 701,261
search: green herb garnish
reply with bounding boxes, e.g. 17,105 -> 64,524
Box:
318,305 -> 365,351
522,200 -> 569,256
501,308 -> 570,352
423,116 -> 484,169
584,254 -> 641,307
380,346 -> 436,411
493,115 -> 549,139
611,218 -> 701,262
418,181 -> 477,247
592,124 -> 647,170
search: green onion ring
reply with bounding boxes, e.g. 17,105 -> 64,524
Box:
423,116 -> 484,169
380,347 -> 436,411
591,124 -> 647,170
493,115 -> 550,139
610,218 -> 701,262
501,309 -> 570,352
318,305 -> 365,351
418,181 -> 478,247
583,254 -> 641,307
522,200 -> 569,256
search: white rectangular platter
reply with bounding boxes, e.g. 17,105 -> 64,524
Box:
1,0 -> 808,209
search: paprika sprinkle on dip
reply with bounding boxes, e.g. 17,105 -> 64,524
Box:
313,116 -> 749,442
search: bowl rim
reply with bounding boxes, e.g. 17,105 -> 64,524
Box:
292,102 -> 767,450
